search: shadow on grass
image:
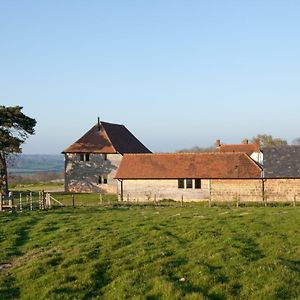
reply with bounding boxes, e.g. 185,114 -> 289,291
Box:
0,275 -> 20,300
11,216 -> 40,256
83,260 -> 111,299
280,258 -> 300,274
232,236 -> 265,262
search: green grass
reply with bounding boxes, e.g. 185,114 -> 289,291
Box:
9,182 -> 64,192
0,205 -> 299,299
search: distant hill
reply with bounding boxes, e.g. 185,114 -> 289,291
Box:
8,154 -> 64,176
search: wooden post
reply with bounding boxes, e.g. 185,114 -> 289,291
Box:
30,192 -> 33,211
19,193 -> 22,212
293,194 -> 297,207
154,194 -> 157,205
72,194 -> 75,208
39,191 -> 42,209
181,195 -> 183,207
236,193 -> 239,208
9,192 -> 13,210
48,193 -> 51,209
0,192 -> 2,211
127,194 -> 129,202
40,190 -> 45,210
99,193 -> 102,205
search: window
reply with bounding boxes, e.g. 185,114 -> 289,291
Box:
178,178 -> 184,189
99,175 -> 108,184
103,154 -> 107,160
79,153 -> 90,161
103,175 -> 108,184
195,179 -> 201,189
186,179 -> 193,189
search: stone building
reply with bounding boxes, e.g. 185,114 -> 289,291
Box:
115,152 -> 263,202
62,120 -> 151,193
262,146 -> 300,202
215,139 -> 263,165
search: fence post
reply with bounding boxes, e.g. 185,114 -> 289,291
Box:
19,193 -> 23,212
9,192 -> 13,210
236,193 -> 239,208
154,194 -> 157,205
0,192 -> 2,211
293,194 -> 297,207
181,195 -> 183,207
99,194 -> 102,205
72,194 -> 75,208
30,192 -> 33,211
48,193 -> 52,209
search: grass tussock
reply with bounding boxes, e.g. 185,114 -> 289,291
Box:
0,205 -> 299,299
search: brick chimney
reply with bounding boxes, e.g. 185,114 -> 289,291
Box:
242,139 -> 249,144
216,139 -> 221,147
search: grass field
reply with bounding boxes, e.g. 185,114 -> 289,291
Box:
0,205 -> 299,299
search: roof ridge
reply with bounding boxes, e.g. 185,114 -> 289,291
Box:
123,152 -> 248,156
100,121 -> 124,126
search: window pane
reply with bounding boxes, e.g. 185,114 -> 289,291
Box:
85,154 -> 90,161
195,179 -> 201,189
186,179 -> 193,189
178,178 -> 184,189
103,175 -> 108,184
80,154 -> 84,161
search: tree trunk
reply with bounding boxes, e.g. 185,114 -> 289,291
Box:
0,151 -> 8,196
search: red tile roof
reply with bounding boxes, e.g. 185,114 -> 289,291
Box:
62,121 -> 151,154
216,143 -> 260,155
116,153 -> 262,179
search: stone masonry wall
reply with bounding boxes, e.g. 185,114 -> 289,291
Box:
118,179 -> 210,202
119,178 -> 300,203
210,179 -> 300,203
210,179 -> 263,202
264,179 -> 300,202
65,153 -> 122,193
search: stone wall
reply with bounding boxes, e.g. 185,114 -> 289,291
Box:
264,179 -> 300,202
210,179 -> 263,202
65,153 -> 122,193
118,179 -> 210,202
119,178 -> 300,203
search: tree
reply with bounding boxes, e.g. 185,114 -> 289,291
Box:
177,145 -> 215,153
251,134 -> 287,149
0,106 -> 36,195
292,137 -> 300,145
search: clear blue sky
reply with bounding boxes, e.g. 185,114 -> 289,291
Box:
1,1 -> 300,154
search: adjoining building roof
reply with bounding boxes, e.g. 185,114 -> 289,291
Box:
62,121 -> 151,154
116,152 -> 262,179
264,146 -> 300,178
216,140 -> 260,155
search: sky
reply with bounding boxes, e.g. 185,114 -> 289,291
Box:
1,0 -> 300,154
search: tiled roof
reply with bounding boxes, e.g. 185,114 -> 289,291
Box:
216,143 -> 260,155
116,153 -> 262,179
264,146 -> 300,178
62,121 -> 151,154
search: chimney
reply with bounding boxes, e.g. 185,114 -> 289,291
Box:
242,139 -> 249,144
97,117 -> 101,131
216,139 -> 221,147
